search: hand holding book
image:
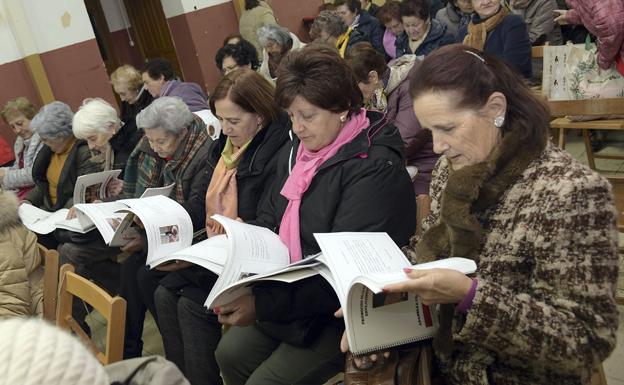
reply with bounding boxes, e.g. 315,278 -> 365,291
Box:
383,267 -> 474,305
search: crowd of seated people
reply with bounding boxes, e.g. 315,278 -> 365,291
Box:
1,2 -> 622,385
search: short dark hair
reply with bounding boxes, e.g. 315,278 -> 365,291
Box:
334,0 -> 361,14
244,0 -> 260,10
210,68 -> 279,125
344,42 -> 389,83
276,43 -> 362,115
400,0 -> 429,21
142,58 -> 175,81
377,0 -> 402,24
409,44 -> 549,148
215,40 -> 260,71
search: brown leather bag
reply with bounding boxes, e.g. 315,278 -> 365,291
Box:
344,345 -> 432,385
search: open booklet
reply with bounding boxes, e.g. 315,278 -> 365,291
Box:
73,169 -> 122,204
19,182 -> 175,235
73,193 -> 192,256
161,222 -> 476,356
313,232 -> 476,355
147,214 -> 315,308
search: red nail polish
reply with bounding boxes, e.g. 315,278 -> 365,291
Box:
214,307 -> 221,314
403,268 -> 413,273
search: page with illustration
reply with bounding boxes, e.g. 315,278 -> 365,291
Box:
120,195 -> 193,265
204,214 -> 292,308
73,169 -> 122,204
74,201 -> 130,243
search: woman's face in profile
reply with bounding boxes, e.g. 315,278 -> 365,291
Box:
412,91 -> 502,170
7,115 -> 33,140
287,96 -> 345,152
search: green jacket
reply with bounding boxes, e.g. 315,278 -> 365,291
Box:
26,139 -> 102,211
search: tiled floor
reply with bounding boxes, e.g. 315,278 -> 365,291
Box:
88,130 -> 624,383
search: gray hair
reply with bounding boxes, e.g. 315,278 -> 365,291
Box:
135,96 -> 193,136
310,11 -> 348,39
73,98 -> 120,139
30,101 -> 74,140
257,24 -> 293,49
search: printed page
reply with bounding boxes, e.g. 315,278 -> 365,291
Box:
18,204 -> 70,234
120,195 -> 193,265
140,183 -> 175,198
73,169 -> 122,204
313,232 -> 411,306
206,258 -> 321,309
74,201 -> 130,244
204,215 -> 292,308
149,234 -> 229,271
55,217 -> 93,234
352,257 -> 478,293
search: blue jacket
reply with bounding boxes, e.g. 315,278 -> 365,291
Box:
355,10 -> 385,55
458,13 -> 532,78
395,18 -> 455,58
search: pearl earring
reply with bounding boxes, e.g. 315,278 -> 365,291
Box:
494,115 -> 505,128
339,115 -> 347,123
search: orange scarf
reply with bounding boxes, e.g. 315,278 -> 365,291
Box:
463,6 -> 510,50
204,139 -> 249,237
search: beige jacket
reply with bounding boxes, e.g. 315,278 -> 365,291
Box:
0,190 -> 43,317
239,1 -> 278,54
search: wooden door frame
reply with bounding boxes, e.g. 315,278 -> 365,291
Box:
83,0 -> 120,76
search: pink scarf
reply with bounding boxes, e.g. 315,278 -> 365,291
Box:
279,109 -> 370,262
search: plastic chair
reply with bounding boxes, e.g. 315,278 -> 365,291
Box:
56,263 -> 127,364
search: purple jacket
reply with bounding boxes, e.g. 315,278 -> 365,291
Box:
160,80 -> 209,112
565,0 -> 624,70
385,56 -> 439,195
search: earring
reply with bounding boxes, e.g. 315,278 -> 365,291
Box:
494,115 -> 505,128
339,115 -> 347,123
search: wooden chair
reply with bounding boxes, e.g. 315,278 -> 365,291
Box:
38,243 -> 59,322
549,98 -> 624,169
56,263 -> 127,364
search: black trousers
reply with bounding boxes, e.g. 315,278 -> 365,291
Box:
119,252 -> 167,358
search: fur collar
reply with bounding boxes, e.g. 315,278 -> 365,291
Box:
0,190 -> 22,231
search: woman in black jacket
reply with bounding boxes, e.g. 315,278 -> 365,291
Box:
214,44 -> 416,385
153,69 -> 290,385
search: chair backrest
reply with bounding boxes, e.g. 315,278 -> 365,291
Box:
531,45 -> 545,59
548,98 -> 624,117
415,194 -> 432,237
56,263 -> 127,365
38,244 -> 59,322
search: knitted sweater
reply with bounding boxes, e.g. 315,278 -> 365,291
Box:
404,143 -> 619,385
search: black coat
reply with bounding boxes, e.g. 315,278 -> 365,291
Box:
396,18 -> 455,58
110,90 -> 153,177
356,11 -> 386,55
159,112 -> 292,303
251,111 -> 416,345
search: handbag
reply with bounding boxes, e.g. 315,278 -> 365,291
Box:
344,343 -> 433,385
543,37 -> 624,101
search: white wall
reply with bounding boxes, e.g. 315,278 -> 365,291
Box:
161,0 -> 231,18
0,1 -> 23,64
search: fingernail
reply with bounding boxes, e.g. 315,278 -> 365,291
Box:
382,288 -> 389,293
214,307 -> 221,314
403,268 -> 413,273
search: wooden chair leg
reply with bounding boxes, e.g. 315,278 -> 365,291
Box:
558,127 -> 566,149
582,129 -> 597,170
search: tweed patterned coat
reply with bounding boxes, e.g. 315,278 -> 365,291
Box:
404,142 -> 619,385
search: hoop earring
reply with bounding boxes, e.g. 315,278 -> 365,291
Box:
494,116 -> 505,128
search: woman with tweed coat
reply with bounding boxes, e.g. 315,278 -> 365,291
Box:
376,45 -> 619,385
